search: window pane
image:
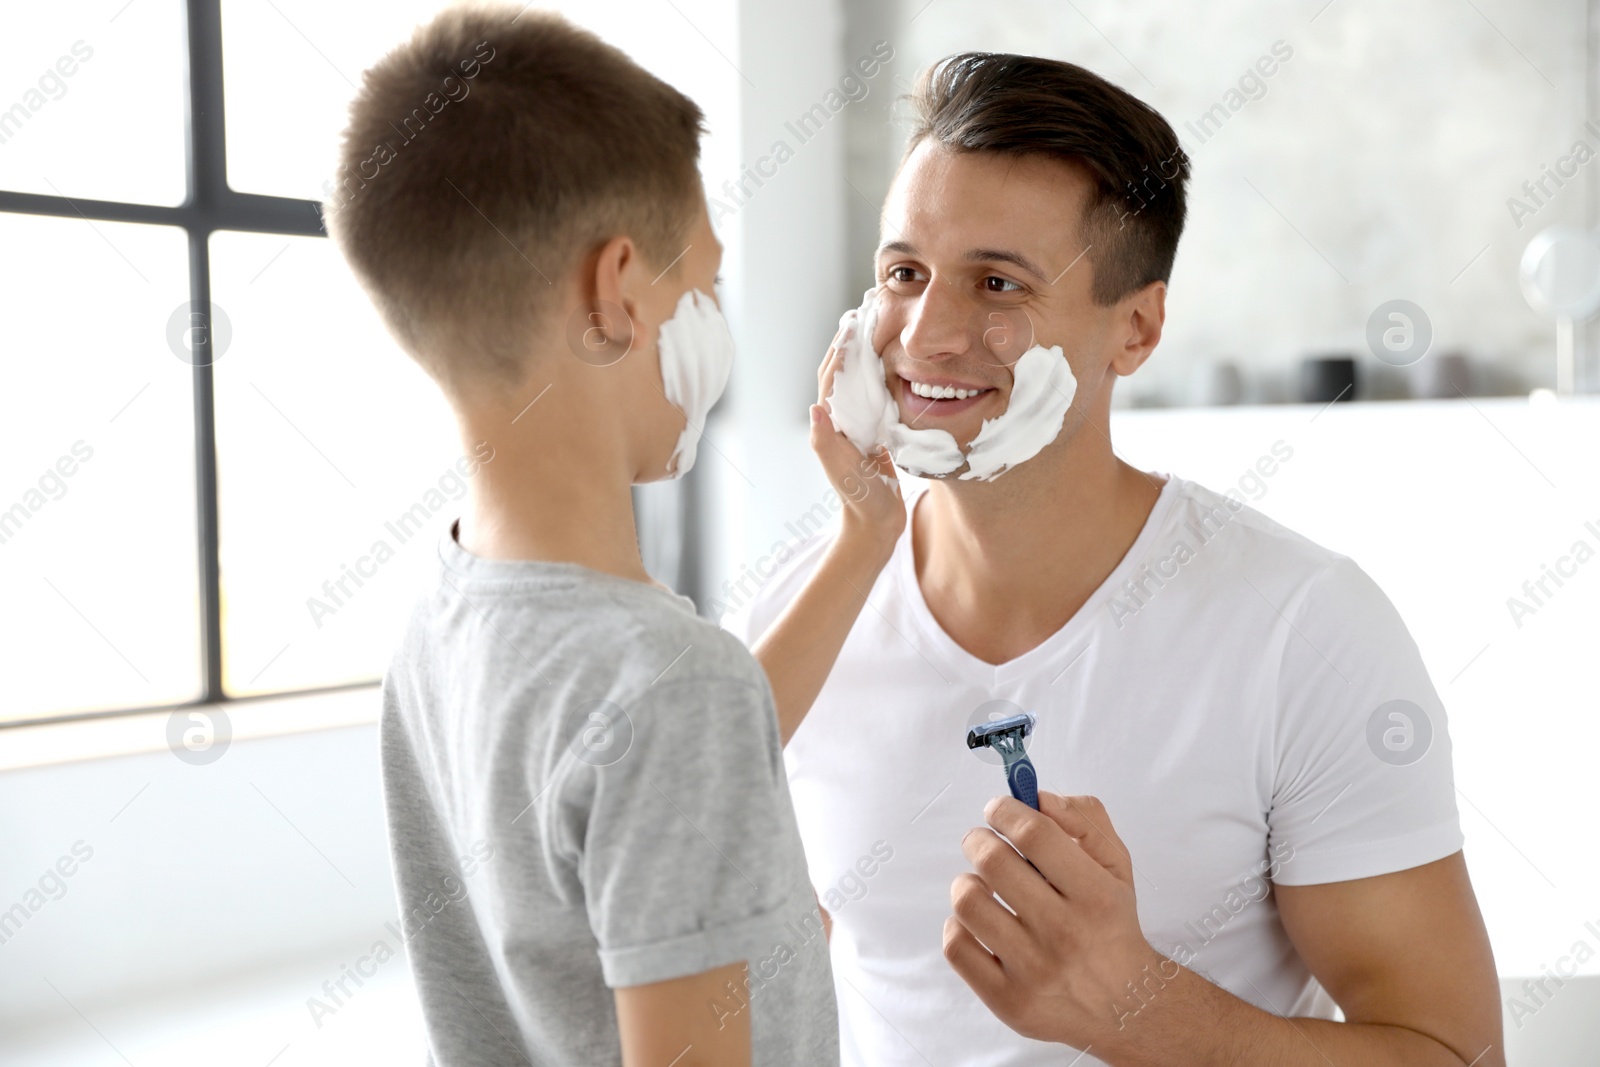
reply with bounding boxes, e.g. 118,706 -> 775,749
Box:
0,1 -> 187,206
220,0 -> 743,204
209,231 -> 460,696
0,214 -> 200,723
220,0 -> 452,200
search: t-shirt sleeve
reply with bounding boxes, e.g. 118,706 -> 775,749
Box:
1265,556 -> 1465,886
717,525 -> 838,649
548,673 -> 813,988
719,601 -> 756,648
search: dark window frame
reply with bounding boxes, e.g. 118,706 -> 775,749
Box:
0,0 -> 339,728
1,0 -> 697,731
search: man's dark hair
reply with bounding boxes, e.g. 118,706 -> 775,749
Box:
906,52 -> 1189,306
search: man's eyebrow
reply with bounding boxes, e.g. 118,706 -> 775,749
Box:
877,240 -> 917,258
963,247 -> 1048,282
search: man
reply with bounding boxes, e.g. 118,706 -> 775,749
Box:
725,52 -> 1503,1066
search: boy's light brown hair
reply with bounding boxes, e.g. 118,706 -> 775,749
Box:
324,3 -> 707,394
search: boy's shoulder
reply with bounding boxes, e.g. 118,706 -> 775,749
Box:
481,565 -> 772,700
603,587 -> 772,695
393,535 -> 773,712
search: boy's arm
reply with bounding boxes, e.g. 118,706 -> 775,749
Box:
580,677 -> 831,1064
615,961 -> 751,1066
753,334 -> 905,745
753,500 -> 898,745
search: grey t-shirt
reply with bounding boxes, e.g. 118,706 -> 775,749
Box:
378,524 -> 839,1065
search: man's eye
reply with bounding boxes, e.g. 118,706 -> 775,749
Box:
888,266 -> 922,284
984,276 -> 1023,293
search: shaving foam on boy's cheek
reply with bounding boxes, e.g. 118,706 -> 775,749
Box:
657,288 -> 735,478
823,287 -> 1075,481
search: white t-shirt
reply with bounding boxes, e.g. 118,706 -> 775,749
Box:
722,473 -> 1464,1067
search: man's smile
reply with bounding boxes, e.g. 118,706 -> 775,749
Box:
892,370 -> 999,420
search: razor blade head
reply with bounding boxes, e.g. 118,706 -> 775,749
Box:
966,712 -> 1036,750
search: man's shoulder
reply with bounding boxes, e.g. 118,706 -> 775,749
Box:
714,512 -> 847,646
712,478 -> 931,644
1162,475 -> 1348,577
1160,475 -> 1396,625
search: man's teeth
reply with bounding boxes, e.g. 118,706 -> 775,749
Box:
908,381 -> 983,400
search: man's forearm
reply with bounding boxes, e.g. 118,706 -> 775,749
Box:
1100,948 -> 1494,1067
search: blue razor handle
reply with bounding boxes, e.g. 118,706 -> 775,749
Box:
966,712 -> 1041,810
1006,754 -> 1039,810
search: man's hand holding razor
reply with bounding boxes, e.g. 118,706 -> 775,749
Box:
946,791 -> 1180,1061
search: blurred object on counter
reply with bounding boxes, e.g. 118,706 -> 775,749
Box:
1188,358 -> 1244,406
1413,350 -> 1473,398
1299,354 -> 1358,404
1518,226 -> 1600,396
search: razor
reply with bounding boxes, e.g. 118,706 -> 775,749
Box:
966,712 -> 1040,810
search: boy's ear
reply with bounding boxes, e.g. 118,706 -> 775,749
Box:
587,234 -> 641,345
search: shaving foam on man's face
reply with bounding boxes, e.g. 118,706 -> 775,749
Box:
823,143 -> 1120,481
657,287 -> 734,477
825,286 -> 1076,481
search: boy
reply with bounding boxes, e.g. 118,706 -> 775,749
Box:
324,5 -> 902,1065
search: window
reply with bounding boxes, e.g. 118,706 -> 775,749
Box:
208,230 -> 458,696
2,0 -> 739,727
3,0 -> 739,729
0,1 -> 461,725
0,213 -> 200,723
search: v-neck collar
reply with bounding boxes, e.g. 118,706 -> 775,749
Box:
891,473 -> 1179,687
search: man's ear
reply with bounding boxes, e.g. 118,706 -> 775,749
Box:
1108,280 -> 1165,377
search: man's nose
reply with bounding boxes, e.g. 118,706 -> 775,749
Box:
899,276 -> 973,365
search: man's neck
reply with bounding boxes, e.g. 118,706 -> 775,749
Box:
912,443 -> 1164,666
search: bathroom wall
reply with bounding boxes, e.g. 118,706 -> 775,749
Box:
838,0 -> 1592,404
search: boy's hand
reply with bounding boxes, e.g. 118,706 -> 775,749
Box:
754,322 -> 908,747
811,323 -> 904,559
